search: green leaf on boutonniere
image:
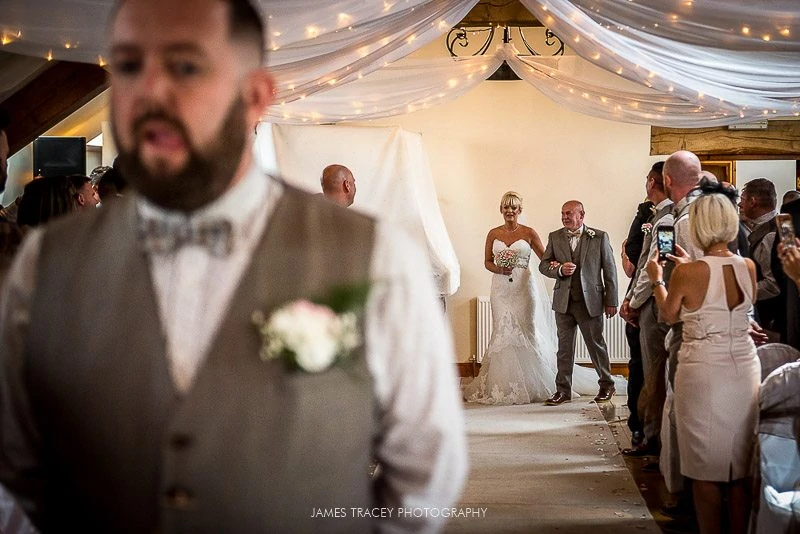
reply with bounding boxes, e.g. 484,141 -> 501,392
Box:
312,280 -> 372,314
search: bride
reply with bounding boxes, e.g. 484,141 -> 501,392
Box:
464,191 -> 621,405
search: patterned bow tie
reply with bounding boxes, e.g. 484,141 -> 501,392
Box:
138,216 -> 234,257
565,229 -> 582,238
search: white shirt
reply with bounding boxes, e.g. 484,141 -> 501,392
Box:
749,210 -> 780,301
0,165 -> 467,532
627,198 -> 674,309
568,224 -> 584,251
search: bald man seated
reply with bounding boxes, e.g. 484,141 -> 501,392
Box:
320,164 -> 356,207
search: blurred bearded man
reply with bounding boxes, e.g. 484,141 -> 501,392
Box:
0,1 -> 466,532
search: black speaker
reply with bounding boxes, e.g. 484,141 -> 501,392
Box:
33,136 -> 87,178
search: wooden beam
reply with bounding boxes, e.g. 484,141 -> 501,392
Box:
2,59 -> 109,155
650,121 -> 800,159
458,0 -> 541,27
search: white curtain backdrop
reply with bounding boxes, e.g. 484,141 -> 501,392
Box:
257,123 -> 460,296
2,0 -> 799,127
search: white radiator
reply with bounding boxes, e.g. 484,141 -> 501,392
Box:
476,297 -> 492,363
475,296 -> 630,363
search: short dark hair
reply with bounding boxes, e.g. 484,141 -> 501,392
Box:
227,0 -> 266,63
0,109 -> 10,131
68,174 -> 91,189
649,161 -> 665,191
783,190 -> 800,205
742,178 -> 777,210
112,0 -> 265,62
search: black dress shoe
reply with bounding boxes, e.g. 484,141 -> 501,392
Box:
631,430 -> 645,447
641,461 -> 660,473
594,386 -> 615,403
544,392 -> 570,406
660,498 -> 694,519
621,440 -> 660,457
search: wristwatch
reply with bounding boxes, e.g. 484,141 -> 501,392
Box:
651,280 -> 666,290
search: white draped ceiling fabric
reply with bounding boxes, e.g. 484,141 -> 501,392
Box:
1,1 -> 799,127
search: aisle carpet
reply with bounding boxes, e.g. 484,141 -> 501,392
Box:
446,399 -> 660,534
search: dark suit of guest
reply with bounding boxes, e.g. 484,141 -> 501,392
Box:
623,201 -> 653,435
750,217 -> 780,332
540,225 -> 618,397
772,198 -> 800,348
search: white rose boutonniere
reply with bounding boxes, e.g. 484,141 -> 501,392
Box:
252,282 -> 370,373
585,228 -> 596,239
641,223 -> 653,235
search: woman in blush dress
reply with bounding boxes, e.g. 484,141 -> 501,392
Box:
647,191 -> 760,534
464,191 -> 616,404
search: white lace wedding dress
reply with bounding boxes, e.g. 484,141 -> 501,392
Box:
463,239 -> 622,405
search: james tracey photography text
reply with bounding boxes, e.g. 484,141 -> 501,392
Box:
310,507 -> 488,519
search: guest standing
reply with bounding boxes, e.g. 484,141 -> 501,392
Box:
320,164 -> 357,207
771,197 -> 800,348
68,175 -> 101,211
16,175 -> 77,228
619,196 -> 654,447
739,179 -> 780,337
647,191 -> 760,534
621,161 -> 672,456
0,111 -> 22,282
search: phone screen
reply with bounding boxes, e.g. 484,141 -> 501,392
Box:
656,226 -> 676,260
777,213 -> 796,248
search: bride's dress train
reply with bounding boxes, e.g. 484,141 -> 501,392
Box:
464,239 -> 624,405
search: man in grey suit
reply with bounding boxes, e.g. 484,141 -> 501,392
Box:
539,200 -> 618,405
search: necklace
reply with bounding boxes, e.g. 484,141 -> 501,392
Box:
507,224 -> 520,232
705,245 -> 732,256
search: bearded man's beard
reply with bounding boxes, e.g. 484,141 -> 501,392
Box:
114,96 -> 247,212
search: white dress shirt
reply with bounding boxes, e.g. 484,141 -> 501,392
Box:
556,225 -> 582,277
0,165 -> 467,532
568,224 -> 583,251
749,210 -> 780,300
627,198 -> 674,309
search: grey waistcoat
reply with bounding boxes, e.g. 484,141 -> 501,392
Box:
569,237 -> 584,302
26,184 -> 376,533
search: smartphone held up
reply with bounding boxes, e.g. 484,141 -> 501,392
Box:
656,225 -> 676,261
777,213 -> 796,249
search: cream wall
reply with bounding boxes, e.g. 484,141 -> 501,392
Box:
357,81 -> 663,362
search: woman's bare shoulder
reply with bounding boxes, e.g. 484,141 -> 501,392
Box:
486,226 -> 504,242
675,259 -> 709,278
487,226 -> 503,236
522,224 -> 540,236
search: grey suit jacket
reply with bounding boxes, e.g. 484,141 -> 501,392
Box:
539,227 -> 618,317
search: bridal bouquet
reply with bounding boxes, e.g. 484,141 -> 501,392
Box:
495,248 -> 519,282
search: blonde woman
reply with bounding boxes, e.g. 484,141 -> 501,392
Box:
647,191 -> 759,534
464,192 -> 618,404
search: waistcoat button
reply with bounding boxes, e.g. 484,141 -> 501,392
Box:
170,433 -> 193,450
163,486 -> 193,509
